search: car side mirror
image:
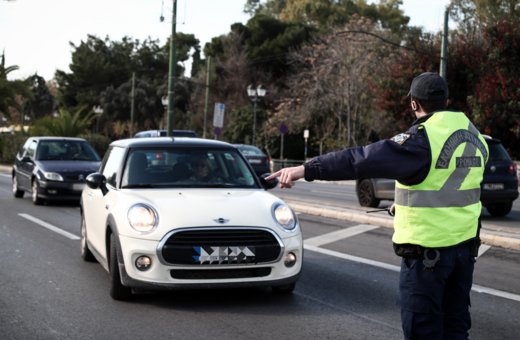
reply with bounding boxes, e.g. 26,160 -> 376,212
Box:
260,173 -> 279,190
21,156 -> 33,163
86,173 -> 108,196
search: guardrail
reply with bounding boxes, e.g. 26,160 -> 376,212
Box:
271,159 -> 306,173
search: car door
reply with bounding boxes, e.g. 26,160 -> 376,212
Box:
84,146 -> 126,260
20,139 -> 38,189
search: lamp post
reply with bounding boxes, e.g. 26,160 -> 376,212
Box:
93,106 -> 103,134
246,84 -> 266,146
161,96 -> 168,129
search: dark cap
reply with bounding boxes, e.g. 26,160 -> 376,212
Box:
408,72 -> 448,100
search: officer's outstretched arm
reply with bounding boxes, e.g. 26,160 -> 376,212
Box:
265,165 -> 305,189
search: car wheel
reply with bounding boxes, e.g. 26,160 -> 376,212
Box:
357,179 -> 380,208
12,175 -> 24,198
32,179 -> 44,205
486,202 -> 513,217
272,282 -> 296,294
80,215 -> 96,262
109,234 -> 132,300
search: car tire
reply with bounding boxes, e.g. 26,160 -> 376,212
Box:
12,175 -> 24,198
272,282 -> 296,294
357,179 -> 380,208
32,179 -> 44,205
80,215 -> 96,262
109,234 -> 132,300
486,202 -> 513,217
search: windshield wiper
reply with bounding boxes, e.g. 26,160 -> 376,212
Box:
121,184 -> 158,188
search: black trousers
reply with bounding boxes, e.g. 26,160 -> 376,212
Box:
397,247 -> 475,340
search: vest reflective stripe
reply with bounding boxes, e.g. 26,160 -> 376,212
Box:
393,111 -> 488,248
396,122 -> 482,208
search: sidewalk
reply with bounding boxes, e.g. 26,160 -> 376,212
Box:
279,195 -> 520,251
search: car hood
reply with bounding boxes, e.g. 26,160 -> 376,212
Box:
109,189 -> 299,241
36,160 -> 101,174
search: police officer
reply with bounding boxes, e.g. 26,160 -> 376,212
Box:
267,72 -> 487,339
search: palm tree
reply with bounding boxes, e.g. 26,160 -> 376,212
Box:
32,106 -> 98,137
0,65 -> 34,117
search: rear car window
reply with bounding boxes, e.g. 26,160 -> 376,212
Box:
237,146 -> 264,156
487,143 -> 511,162
121,147 -> 258,189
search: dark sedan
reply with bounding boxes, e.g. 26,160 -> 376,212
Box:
234,144 -> 271,177
12,137 -> 102,205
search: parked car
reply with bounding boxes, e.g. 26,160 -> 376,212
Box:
134,130 -> 198,138
234,144 -> 270,177
81,137 -> 302,300
12,137 -> 102,205
356,135 -> 518,216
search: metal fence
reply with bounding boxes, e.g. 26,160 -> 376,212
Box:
271,159 -> 306,173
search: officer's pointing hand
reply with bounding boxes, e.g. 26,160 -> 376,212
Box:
265,165 -> 305,189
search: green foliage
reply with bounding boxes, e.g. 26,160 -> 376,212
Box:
22,74 -> 55,120
32,107 -> 97,137
224,105 -> 268,146
247,0 -> 410,34
0,65 -> 34,118
0,135 -> 28,165
77,133 -> 112,158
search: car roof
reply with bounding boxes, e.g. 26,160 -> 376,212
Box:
31,137 -> 87,142
111,137 -> 236,148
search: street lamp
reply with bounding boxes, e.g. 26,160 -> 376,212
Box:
161,96 -> 168,129
93,106 -> 103,134
247,84 -> 267,146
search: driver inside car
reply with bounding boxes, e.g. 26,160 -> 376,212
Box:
190,155 -> 213,181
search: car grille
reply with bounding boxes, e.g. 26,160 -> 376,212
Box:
161,228 -> 282,266
170,267 -> 271,280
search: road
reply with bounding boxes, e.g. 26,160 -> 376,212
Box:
0,171 -> 519,339
271,181 -> 520,229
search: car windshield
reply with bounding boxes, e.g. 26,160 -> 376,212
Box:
36,141 -> 101,161
487,143 -> 511,162
121,147 -> 259,189
237,145 -> 264,156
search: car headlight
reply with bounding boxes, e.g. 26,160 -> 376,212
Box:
44,172 -> 64,181
127,204 -> 158,234
272,202 -> 297,232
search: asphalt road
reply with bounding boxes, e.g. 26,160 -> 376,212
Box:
1,171 -> 519,340
271,181 -> 520,229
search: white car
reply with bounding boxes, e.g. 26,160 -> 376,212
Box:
80,137 -> 302,300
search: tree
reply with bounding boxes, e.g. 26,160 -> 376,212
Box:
0,65 -> 34,118
23,74 -> 55,120
224,105 -> 268,146
467,18 -> 520,157
32,106 -> 97,137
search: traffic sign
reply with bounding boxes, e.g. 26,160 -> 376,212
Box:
214,127 -> 221,135
213,103 -> 225,128
280,124 -> 288,134
304,129 -> 309,138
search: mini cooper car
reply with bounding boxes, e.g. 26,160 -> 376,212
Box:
80,137 -> 302,300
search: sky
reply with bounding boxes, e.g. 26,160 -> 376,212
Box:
1,0 -> 452,81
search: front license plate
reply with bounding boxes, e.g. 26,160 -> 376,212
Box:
249,159 -> 261,164
73,183 -> 85,191
192,246 -> 256,265
484,183 -> 504,190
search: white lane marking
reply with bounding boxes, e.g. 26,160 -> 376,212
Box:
472,284 -> 520,302
305,224 -> 379,247
18,213 -> 80,240
478,244 -> 491,257
0,173 -> 11,178
295,212 -> 301,215
305,244 -> 400,272
305,244 -> 520,303
311,190 -> 356,197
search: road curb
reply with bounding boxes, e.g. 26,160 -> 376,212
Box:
287,202 -> 520,251
0,164 -> 12,172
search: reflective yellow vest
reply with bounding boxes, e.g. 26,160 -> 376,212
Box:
393,111 -> 489,248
